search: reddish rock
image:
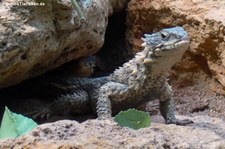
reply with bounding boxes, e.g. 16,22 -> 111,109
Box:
126,0 -> 225,94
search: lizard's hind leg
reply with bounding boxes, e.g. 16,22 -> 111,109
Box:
32,90 -> 90,120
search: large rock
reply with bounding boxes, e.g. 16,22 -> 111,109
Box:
0,115 -> 225,148
0,0 -> 109,88
126,0 -> 225,94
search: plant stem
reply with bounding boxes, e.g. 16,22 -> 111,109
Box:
71,0 -> 86,23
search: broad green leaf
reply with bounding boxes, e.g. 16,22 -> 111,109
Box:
0,107 -> 38,139
114,109 -> 151,130
0,107 -> 17,139
13,112 -> 38,136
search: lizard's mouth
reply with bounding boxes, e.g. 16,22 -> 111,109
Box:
175,35 -> 190,48
181,35 -> 190,41
174,39 -> 190,50
162,39 -> 189,51
152,36 -> 189,50
151,39 -> 189,57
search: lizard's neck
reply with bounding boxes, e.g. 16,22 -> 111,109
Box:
110,48 -> 167,89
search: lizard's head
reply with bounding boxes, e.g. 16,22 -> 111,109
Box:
141,27 -> 189,71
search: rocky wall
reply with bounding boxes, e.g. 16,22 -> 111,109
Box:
0,0 -> 130,88
126,0 -> 225,94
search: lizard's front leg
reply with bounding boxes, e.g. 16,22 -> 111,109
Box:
97,82 -> 129,120
159,83 -> 193,125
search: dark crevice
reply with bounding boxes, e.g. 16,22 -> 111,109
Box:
187,51 -> 213,77
94,9 -> 128,76
0,9 -> 128,123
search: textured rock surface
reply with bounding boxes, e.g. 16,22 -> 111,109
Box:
0,115 -> 225,148
126,0 -> 225,94
0,0 -> 109,88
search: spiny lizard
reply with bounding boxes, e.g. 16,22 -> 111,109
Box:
33,27 -> 193,125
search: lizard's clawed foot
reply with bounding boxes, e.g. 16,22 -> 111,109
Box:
166,119 -> 194,125
97,117 -> 117,126
26,107 -> 52,120
97,114 -> 112,120
97,113 -> 117,125
176,119 -> 194,125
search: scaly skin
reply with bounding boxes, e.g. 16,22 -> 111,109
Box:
34,27 -> 193,125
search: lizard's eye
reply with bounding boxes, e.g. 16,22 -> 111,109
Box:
160,32 -> 169,39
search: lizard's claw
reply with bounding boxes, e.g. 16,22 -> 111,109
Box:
175,119 -> 194,125
96,114 -> 118,126
97,114 -> 112,120
27,107 -> 52,120
97,117 -> 117,126
166,119 -> 194,125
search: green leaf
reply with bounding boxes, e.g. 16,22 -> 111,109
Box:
0,107 -> 17,139
114,109 -> 151,130
0,106 -> 38,139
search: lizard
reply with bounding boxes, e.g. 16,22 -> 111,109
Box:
32,27 -> 193,125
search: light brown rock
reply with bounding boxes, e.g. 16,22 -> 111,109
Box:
0,0 -> 109,88
0,115 -> 225,148
126,0 -> 225,94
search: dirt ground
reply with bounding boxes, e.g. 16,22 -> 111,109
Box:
143,82 -> 225,122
